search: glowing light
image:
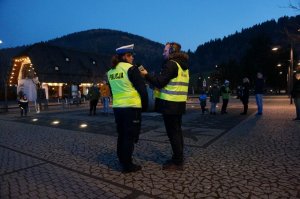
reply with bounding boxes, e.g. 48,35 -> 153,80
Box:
277,64 -> 282,67
272,47 -> 279,51
46,83 -> 64,86
52,120 -> 60,125
79,83 -> 92,87
80,123 -> 88,128
32,118 -> 38,122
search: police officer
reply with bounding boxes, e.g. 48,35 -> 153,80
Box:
140,42 -> 189,171
107,44 -> 148,173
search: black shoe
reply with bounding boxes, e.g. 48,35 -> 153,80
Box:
240,112 -> 247,115
162,160 -> 183,171
122,163 -> 142,173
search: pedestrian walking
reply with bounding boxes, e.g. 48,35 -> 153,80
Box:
209,81 -> 220,115
199,90 -> 207,114
36,83 -> 47,113
292,71 -> 300,120
99,80 -> 111,115
240,77 -> 250,115
220,80 -> 231,114
88,83 -> 100,116
255,72 -> 265,115
18,94 -> 29,116
107,44 -> 148,173
140,42 -> 189,171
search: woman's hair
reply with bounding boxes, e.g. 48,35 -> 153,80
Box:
111,54 -> 124,68
166,42 -> 181,53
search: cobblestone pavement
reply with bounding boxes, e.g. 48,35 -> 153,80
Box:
0,96 -> 299,198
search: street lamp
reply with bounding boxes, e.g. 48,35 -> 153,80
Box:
272,45 -> 294,104
0,40 -> 9,112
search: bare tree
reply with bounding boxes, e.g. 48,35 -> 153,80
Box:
289,0 -> 300,10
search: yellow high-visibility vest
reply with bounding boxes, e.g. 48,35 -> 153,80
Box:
154,60 -> 189,102
107,62 -> 141,108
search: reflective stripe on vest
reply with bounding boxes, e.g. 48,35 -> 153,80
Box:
154,60 -> 189,102
107,62 -> 141,108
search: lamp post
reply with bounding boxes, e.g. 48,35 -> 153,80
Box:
272,45 -> 293,104
0,40 -> 7,112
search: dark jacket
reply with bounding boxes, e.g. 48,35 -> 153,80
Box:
209,85 -> 220,103
255,78 -> 265,94
292,79 -> 300,98
37,88 -> 46,102
127,65 -> 148,112
240,82 -> 250,103
145,52 -> 189,115
88,86 -> 100,101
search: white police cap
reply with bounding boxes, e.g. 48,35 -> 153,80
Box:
116,44 -> 134,55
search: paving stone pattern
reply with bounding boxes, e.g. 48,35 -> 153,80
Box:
0,97 -> 299,198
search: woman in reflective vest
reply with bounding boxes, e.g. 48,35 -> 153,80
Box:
107,44 -> 148,173
140,42 -> 189,171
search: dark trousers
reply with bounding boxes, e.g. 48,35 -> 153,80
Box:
221,99 -> 229,113
295,98 -> 300,119
162,114 -> 184,164
201,105 -> 206,114
113,108 -> 141,167
20,107 -> 28,116
242,100 -> 248,114
89,99 -> 98,115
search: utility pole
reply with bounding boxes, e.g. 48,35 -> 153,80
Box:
4,80 -> 8,112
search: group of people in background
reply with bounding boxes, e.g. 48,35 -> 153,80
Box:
87,81 -> 111,116
198,72 -> 265,116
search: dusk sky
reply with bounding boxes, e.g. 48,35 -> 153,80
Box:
0,0 -> 298,51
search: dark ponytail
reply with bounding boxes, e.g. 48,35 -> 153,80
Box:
111,54 -> 125,68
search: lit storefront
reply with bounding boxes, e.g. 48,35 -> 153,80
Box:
7,43 -> 110,101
